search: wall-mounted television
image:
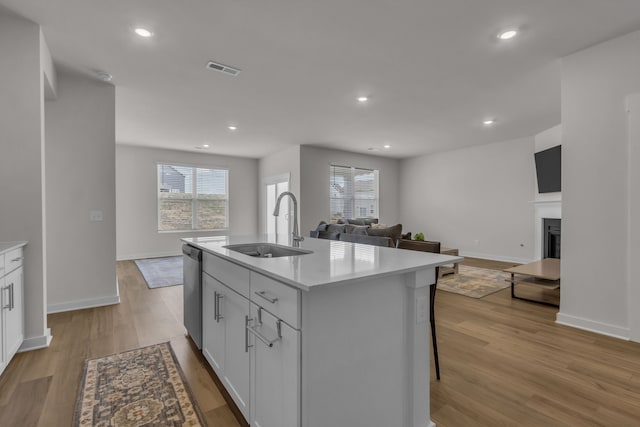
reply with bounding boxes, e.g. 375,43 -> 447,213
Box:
534,145 -> 561,193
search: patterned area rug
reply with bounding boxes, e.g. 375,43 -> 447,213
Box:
438,265 -> 510,298
74,342 -> 203,427
135,256 -> 183,289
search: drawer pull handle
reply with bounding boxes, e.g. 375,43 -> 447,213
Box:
11,257 -> 23,262
254,290 -> 278,304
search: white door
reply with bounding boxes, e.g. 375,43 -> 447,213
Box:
264,174 -> 290,245
202,273 -> 225,374
222,287 -> 251,420
249,303 -> 300,427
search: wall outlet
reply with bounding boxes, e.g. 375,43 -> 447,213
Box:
90,210 -> 104,222
416,296 -> 428,324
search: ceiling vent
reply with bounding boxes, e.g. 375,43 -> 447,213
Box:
206,61 -> 241,76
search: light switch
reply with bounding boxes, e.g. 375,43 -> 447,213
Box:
90,210 -> 104,222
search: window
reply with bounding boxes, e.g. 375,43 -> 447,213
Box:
157,164 -> 228,231
330,165 -> 378,221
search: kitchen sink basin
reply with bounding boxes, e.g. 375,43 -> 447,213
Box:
223,243 -> 313,258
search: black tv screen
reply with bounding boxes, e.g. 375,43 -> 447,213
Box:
534,145 -> 561,193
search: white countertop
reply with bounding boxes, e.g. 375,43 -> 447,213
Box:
0,241 -> 27,255
183,235 -> 463,291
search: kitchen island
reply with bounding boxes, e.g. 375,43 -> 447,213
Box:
183,235 -> 462,427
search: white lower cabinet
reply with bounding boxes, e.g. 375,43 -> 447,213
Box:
249,303 -> 300,427
202,254 -> 301,427
202,272 -> 251,420
202,273 -> 225,373
0,244 -> 25,378
220,284 -> 251,418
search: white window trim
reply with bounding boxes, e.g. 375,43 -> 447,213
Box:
156,161 -> 230,233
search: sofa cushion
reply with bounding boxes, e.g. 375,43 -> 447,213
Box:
344,224 -> 370,235
366,224 -> 402,246
326,224 -> 347,234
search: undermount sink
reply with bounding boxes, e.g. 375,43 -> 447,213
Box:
223,243 -> 313,258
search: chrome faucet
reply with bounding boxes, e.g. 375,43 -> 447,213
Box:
273,191 -> 304,247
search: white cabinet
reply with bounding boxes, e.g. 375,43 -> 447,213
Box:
202,254 -> 251,420
202,273 -> 225,373
249,303 -> 300,427
0,243 -> 25,378
220,284 -> 250,418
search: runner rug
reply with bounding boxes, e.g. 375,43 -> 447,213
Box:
73,342 -> 204,427
438,265 -> 510,298
134,256 -> 183,289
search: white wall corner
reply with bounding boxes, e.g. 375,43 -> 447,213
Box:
47,295 -> 120,314
40,29 -> 57,99
556,312 -> 629,341
18,327 -> 53,352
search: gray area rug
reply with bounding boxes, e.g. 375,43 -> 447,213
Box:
134,256 -> 183,289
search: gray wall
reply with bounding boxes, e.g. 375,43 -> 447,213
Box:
116,145 -> 259,259
45,70 -> 118,312
558,29 -> 640,339
0,11 -> 50,347
299,146 -> 401,234
399,137 -> 535,263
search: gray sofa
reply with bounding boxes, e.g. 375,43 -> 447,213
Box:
310,220 -> 402,248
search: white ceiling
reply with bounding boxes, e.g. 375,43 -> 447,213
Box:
3,1 -> 640,159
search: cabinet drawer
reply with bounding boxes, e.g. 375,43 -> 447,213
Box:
250,273 -> 300,329
6,248 -> 23,274
203,253 -> 250,298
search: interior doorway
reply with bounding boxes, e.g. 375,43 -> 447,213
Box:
264,174 -> 290,244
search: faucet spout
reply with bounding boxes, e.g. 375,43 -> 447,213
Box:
273,191 -> 304,247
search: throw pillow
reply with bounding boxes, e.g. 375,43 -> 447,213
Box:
366,224 -> 403,246
370,223 -> 388,229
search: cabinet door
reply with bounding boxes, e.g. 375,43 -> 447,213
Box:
222,287 -> 251,420
0,275 -> 5,375
250,303 -> 300,427
202,273 -> 225,374
3,267 -> 23,360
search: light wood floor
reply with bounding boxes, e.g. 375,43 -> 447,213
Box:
0,258 -> 639,426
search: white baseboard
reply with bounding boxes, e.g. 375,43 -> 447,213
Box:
117,250 -> 181,261
556,312 -> 630,341
429,421 -> 436,427
47,295 -> 120,314
19,328 -> 53,352
458,250 -> 532,265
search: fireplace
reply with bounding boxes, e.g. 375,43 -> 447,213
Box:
543,218 -> 561,259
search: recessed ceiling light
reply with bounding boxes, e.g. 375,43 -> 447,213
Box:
203,144 -> 210,148
483,119 -> 497,126
228,125 -> 237,131
383,144 -> 391,149
134,28 -> 153,38
357,96 -> 369,103
497,29 -> 518,40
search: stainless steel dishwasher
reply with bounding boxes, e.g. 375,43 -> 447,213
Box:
182,244 -> 202,349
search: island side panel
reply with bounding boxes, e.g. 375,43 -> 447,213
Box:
300,269 -> 434,427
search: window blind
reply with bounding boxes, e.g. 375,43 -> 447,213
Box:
330,165 -> 378,220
